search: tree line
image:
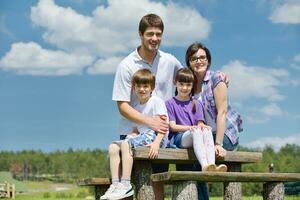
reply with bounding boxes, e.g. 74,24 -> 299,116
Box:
0,148 -> 109,182
0,144 -> 299,195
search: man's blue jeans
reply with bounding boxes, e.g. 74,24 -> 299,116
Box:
176,134 -> 238,200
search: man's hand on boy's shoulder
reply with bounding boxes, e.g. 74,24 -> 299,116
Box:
146,115 -> 168,134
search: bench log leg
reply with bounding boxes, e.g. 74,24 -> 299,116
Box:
132,160 -> 154,200
95,185 -> 109,200
263,182 -> 284,200
224,163 -> 242,200
172,181 -> 197,200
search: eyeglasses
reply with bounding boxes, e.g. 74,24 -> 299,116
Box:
189,55 -> 207,63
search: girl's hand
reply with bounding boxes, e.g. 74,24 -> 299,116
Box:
197,124 -> 211,131
215,144 -> 227,158
146,142 -> 160,159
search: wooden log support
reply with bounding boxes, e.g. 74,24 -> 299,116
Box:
172,181 -> 197,200
132,160 -> 155,200
224,163 -> 241,200
11,184 -> 15,199
263,182 -> 284,200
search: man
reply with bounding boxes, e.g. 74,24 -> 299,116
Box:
112,13 -> 217,200
112,13 -> 182,200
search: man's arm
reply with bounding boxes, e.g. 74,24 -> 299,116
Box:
117,101 -> 168,133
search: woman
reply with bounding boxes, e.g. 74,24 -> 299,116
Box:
186,42 -> 243,158
185,42 -> 243,200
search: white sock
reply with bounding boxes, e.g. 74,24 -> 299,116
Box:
112,179 -> 119,185
121,178 -> 131,186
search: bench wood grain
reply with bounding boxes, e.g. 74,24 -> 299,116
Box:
133,147 -> 262,164
132,147 -> 262,200
151,171 -> 300,200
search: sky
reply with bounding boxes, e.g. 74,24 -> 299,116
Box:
0,0 -> 300,152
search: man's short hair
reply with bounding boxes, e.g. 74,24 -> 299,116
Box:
138,13 -> 164,34
132,69 -> 156,90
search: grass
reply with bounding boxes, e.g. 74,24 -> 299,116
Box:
210,197 -> 300,200
11,181 -> 300,200
13,181 -> 92,200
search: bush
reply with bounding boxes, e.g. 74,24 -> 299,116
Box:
43,192 -> 51,198
76,190 -> 89,198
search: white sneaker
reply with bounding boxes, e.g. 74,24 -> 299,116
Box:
100,183 -> 119,200
108,183 -> 134,200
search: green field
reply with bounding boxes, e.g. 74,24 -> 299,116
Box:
12,181 -> 300,200
10,181 -> 93,200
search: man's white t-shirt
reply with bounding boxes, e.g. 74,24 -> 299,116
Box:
112,48 -> 182,135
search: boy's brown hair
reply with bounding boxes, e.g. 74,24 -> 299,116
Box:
132,69 -> 156,90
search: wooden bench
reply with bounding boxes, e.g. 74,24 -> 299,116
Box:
151,171 -> 300,200
131,147 -> 262,200
78,178 -> 111,200
0,182 -> 15,199
78,178 -> 133,200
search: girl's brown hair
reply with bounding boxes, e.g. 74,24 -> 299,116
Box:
175,68 -> 197,113
132,68 -> 155,89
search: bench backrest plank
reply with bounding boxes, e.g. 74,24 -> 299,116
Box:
151,171 -> 300,183
133,147 -> 262,164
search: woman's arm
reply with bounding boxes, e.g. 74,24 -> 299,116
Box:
169,121 -> 193,132
213,81 -> 228,157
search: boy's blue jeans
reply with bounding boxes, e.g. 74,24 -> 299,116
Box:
176,134 -> 238,200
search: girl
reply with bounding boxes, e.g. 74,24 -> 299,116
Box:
166,68 -> 227,172
185,42 -> 243,157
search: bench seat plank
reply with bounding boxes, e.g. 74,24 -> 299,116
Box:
151,171 -> 300,183
78,178 -> 110,186
133,147 -> 262,164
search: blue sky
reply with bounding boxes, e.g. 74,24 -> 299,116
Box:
0,0 -> 300,152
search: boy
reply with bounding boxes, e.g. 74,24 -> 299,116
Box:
101,69 -> 168,200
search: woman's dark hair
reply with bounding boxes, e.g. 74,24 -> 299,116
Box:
175,68 -> 197,113
185,42 -> 212,68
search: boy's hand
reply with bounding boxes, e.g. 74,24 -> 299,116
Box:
146,142 -> 160,159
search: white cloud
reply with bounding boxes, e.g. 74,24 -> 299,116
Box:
0,14 -> 16,39
87,56 -> 123,75
0,42 -> 93,76
221,60 -> 288,102
30,0 -> 210,55
294,53 -> 300,62
269,0 -> 300,24
244,133 -> 300,151
244,102 -> 285,124
290,53 -> 300,71
0,0 -> 210,76
260,103 -> 284,117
